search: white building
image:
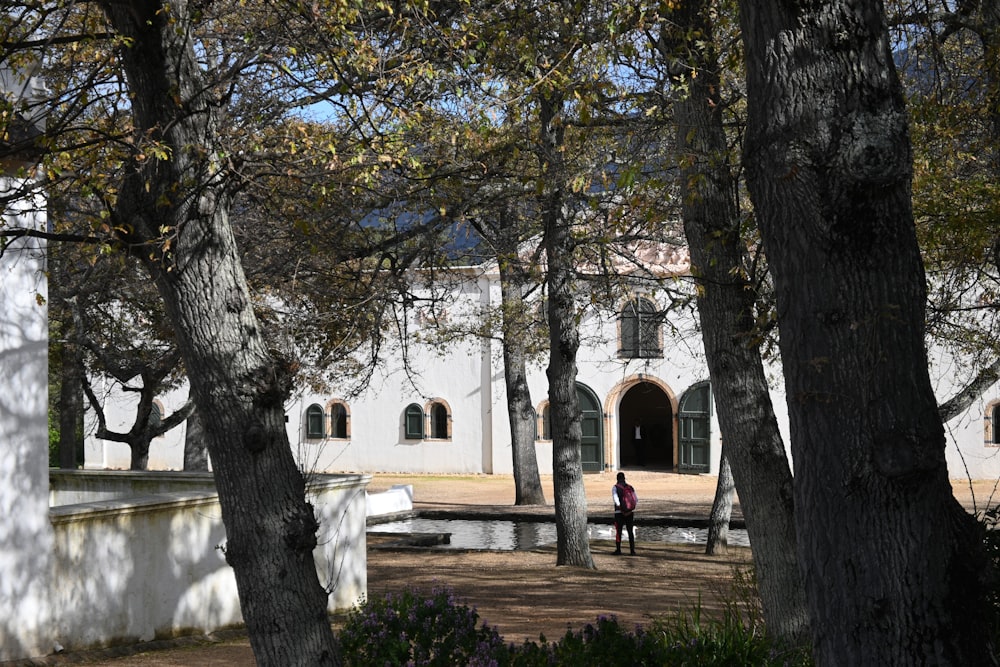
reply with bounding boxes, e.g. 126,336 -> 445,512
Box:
86,251 -> 1000,483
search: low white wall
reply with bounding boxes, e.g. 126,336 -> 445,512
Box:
40,472 -> 368,657
367,484 -> 414,517
49,470 -> 219,506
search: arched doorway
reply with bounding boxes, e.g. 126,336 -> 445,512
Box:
618,381 -> 673,469
577,384 -> 604,472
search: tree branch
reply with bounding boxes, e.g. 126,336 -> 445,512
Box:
1,228 -> 103,246
939,358 -> 1000,422
151,399 -> 196,438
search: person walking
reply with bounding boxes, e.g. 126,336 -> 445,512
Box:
612,472 -> 637,555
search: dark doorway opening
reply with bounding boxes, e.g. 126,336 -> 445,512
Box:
618,382 -> 673,469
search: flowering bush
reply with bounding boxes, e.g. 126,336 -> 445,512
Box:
338,587 -> 508,666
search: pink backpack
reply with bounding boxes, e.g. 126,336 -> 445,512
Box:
617,483 -> 637,511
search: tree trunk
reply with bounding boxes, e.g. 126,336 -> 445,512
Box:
50,243 -> 84,469
129,437 -> 151,471
738,0 -> 992,662
538,92 -> 593,568
184,408 -> 210,472
499,262 -> 546,506
663,2 -> 809,644
985,2 -> 1000,179
98,3 -> 339,663
57,336 -> 84,470
705,451 -> 733,556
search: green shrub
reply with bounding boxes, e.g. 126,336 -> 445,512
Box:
645,603 -> 811,666
508,615 -> 669,666
340,586 -> 811,666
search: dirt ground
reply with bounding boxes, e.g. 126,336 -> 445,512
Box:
15,472 -> 994,666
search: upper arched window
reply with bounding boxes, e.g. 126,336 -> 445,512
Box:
404,403 -> 425,439
619,297 -> 662,359
305,404 -> 325,439
329,401 -> 349,439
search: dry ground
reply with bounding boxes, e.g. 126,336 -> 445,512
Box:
13,472 -> 993,666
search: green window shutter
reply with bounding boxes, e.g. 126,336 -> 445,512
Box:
620,303 -> 639,357
679,382 -> 711,473
404,403 -> 424,439
305,404 -> 325,439
620,297 -> 662,358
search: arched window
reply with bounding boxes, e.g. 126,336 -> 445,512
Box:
619,297 -> 662,359
994,404 -> 1000,445
330,402 -> 349,439
429,402 -> 449,439
989,402 -> 1000,446
305,404 -> 325,439
149,401 -> 163,429
404,403 -> 425,439
527,407 -> 538,440
537,402 -> 552,440
149,401 -> 165,439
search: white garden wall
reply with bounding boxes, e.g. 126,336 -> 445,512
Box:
40,471 -> 368,657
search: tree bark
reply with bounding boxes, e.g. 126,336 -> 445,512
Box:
97,2 -> 338,663
662,2 -> 809,643
49,243 -> 84,469
57,332 -> 84,470
738,0 -> 992,662
705,451 -> 733,556
539,91 -> 593,568
499,261 -> 546,506
184,408 -> 210,472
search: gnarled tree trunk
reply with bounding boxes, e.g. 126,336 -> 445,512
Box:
539,91 -> 593,568
739,0 -> 992,661
98,3 -> 338,663
705,451 -> 733,556
499,260 -> 546,506
661,0 -> 809,644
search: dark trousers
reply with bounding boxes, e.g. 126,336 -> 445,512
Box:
615,511 -> 635,549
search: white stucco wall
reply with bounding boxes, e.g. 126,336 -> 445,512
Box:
290,272 -> 498,475
929,347 -> 1000,486
0,178 -> 51,661
944,392 -> 1000,491
287,268 -> 728,477
43,471 -> 368,657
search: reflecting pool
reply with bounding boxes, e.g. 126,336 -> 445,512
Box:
369,518 -> 749,551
